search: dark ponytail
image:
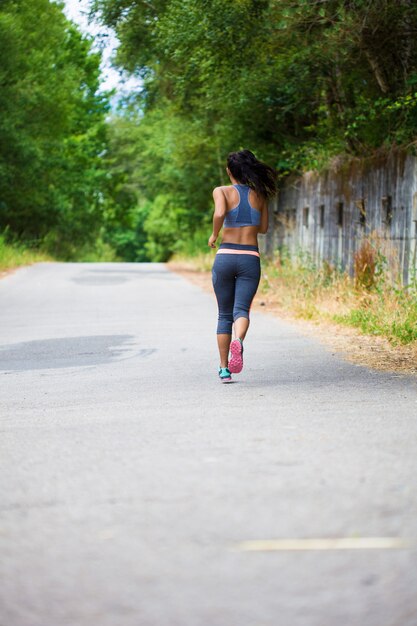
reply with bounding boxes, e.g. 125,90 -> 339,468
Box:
227,149 -> 277,199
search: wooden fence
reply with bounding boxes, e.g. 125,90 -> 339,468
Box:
262,151 -> 417,284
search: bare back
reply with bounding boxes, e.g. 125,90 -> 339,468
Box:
219,185 -> 267,245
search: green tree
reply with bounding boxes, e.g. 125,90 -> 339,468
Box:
0,0 -> 111,257
91,0 -> 417,259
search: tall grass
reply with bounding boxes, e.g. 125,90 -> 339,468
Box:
260,237 -> 417,345
0,233 -> 54,272
0,230 -> 120,273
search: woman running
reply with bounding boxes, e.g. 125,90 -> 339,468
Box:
208,149 -> 277,383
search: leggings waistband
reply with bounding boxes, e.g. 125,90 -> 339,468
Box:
218,242 -> 259,252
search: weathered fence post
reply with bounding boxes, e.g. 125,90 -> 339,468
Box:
271,151 -> 417,284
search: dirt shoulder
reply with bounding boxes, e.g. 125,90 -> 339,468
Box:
0,266 -> 22,280
169,261 -> 417,377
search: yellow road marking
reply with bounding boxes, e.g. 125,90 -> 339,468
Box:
235,537 -> 412,551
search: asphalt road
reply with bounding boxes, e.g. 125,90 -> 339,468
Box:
1,261 -> 416,626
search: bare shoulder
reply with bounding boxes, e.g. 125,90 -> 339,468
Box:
212,185 -> 231,197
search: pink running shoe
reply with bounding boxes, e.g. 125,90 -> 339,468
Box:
228,338 -> 244,373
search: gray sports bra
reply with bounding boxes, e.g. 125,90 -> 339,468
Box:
223,184 -> 261,228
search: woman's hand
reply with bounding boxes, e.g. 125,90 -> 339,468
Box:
208,233 -> 217,248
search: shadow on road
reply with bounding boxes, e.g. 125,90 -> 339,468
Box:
0,335 -> 155,371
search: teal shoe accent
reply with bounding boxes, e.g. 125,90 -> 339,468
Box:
218,367 -> 232,383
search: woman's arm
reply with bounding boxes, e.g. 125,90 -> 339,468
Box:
258,197 -> 269,234
208,187 -> 227,248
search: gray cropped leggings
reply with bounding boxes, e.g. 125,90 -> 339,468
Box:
212,243 -> 261,335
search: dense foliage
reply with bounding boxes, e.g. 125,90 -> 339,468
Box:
2,1 -> 417,261
92,0 -> 417,260
0,0 -> 111,258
